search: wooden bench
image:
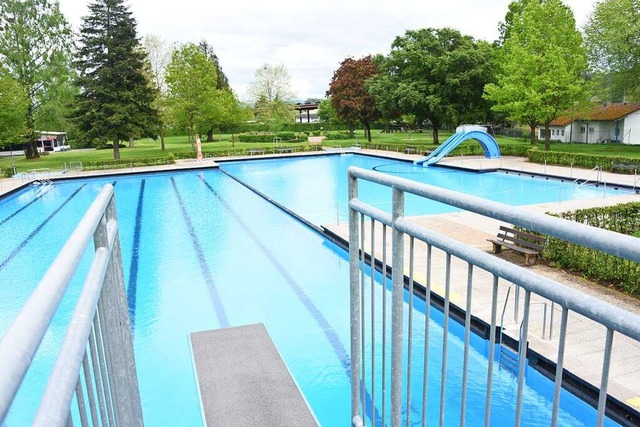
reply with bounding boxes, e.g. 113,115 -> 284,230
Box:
248,148 -> 265,155
275,147 -> 294,153
612,162 -> 638,173
488,226 -> 545,266
405,146 -> 416,154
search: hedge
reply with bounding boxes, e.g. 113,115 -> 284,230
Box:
526,149 -> 640,173
324,131 -> 355,140
237,132 -> 300,143
543,202 -> 640,294
1,167 -> 12,178
81,155 -> 175,170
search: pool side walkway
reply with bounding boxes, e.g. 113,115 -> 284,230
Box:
324,151 -> 640,415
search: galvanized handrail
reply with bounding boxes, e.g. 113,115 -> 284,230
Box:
348,165 -> 640,427
0,184 -> 143,426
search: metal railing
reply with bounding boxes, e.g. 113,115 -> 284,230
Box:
0,184 -> 143,426
347,166 -> 640,427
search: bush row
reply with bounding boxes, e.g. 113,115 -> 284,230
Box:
1,167 -> 12,178
81,155 -> 175,170
236,132 -> 299,143
526,149 -> 640,173
324,131 -> 355,140
542,202 -> 640,294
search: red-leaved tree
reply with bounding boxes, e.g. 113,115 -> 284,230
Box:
327,56 -> 380,142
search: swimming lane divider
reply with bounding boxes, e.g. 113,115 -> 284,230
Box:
170,177 -> 229,328
198,175 -> 383,424
0,184 -> 86,272
0,191 -> 48,228
126,179 -> 145,331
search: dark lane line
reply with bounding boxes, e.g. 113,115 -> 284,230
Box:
0,191 -> 47,228
170,177 -> 229,328
198,175 -> 382,424
0,185 -> 87,272
126,179 -> 145,330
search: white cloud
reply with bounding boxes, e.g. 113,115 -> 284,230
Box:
58,0 -> 596,100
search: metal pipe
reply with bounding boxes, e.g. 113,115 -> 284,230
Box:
597,329 -> 614,427
484,276 -> 499,426
0,185 -> 114,423
349,172 -> 361,423
390,187 -> 405,427
551,308 -> 569,427
460,263 -> 473,427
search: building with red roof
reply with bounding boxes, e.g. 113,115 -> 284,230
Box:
538,103 -> 640,144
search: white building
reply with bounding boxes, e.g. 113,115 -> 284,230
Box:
35,131 -> 70,152
538,103 -> 640,144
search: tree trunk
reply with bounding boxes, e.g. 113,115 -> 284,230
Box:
544,122 -> 551,151
363,121 -> 372,142
433,127 -> 440,145
113,139 -> 121,160
129,137 -> 134,148
24,107 -> 39,159
160,129 -> 166,150
529,124 -> 537,145
207,127 -> 214,142
24,141 -> 39,159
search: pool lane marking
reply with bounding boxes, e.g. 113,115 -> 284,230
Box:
170,177 -> 229,328
198,175 -> 383,424
0,191 -> 48,227
0,184 -> 86,272
126,179 -> 145,330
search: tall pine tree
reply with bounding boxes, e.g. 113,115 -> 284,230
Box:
72,0 -> 157,159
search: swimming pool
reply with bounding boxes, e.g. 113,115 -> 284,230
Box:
220,154 -> 625,225
0,154 -> 623,425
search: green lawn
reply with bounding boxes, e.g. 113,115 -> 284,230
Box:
2,130 -> 640,175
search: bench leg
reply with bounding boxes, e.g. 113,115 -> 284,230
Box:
524,254 -> 537,266
492,242 -> 502,254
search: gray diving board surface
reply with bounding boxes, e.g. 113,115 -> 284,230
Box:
190,323 -> 319,427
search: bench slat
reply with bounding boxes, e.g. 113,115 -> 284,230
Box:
488,239 -> 539,255
498,225 -> 545,243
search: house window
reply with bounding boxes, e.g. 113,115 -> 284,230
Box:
580,126 -> 586,133
561,130 -> 564,136
589,127 -> 594,133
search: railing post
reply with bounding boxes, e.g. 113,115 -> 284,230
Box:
348,170 -> 362,426
391,186 -> 405,427
94,197 -> 143,426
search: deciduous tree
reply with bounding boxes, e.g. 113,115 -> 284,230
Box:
327,56 -> 380,142
72,0 -> 158,159
143,34 -> 171,150
165,43 -> 218,146
0,70 -> 28,146
584,0 -> 640,102
368,29 -> 495,144
0,0 -> 73,158
248,64 -> 296,132
484,0 -> 587,150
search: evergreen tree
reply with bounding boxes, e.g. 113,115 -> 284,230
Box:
72,0 -> 158,159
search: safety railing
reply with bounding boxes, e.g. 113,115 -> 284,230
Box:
0,184 -> 143,426
347,166 -> 640,427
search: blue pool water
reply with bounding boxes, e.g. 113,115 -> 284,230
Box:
221,154 -> 625,225
0,154 -> 623,426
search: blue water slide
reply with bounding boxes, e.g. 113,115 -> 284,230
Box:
414,130 -> 501,166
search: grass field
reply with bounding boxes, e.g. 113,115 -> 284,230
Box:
1,130 -> 640,174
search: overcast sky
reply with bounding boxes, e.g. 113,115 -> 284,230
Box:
57,0 -> 595,102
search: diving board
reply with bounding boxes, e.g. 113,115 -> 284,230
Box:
415,127 -> 500,166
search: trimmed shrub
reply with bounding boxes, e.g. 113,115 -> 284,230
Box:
325,131 -> 355,140
81,156 -> 175,170
527,149 -> 640,172
542,202 -> 640,294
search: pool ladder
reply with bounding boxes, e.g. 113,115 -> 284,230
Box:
32,177 -> 53,196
